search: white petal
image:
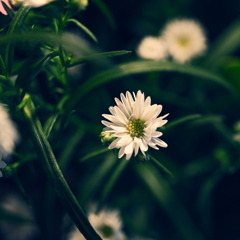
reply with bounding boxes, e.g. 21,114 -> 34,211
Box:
108,138 -> 120,149
124,141 -> 134,155
154,138 -> 168,148
116,135 -> 133,147
118,147 -> 125,158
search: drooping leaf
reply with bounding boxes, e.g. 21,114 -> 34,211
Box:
68,60 -> 237,109
67,19 -> 98,43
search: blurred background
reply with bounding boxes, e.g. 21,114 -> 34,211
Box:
1,0 -> 240,239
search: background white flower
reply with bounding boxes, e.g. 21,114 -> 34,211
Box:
136,36 -> 168,61
0,104 -> 19,158
11,0 -> 54,7
162,19 -> 207,63
68,208 -> 125,240
102,91 -> 168,160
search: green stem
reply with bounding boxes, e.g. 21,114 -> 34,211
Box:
23,94 -> 102,240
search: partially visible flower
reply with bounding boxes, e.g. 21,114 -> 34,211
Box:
0,104 -> 19,177
76,0 -> 88,10
136,36 -> 168,61
162,19 -> 206,63
101,91 -> 168,160
100,132 -> 116,144
0,104 -> 19,157
0,0 -> 12,15
68,208 -> 125,240
11,0 -> 54,7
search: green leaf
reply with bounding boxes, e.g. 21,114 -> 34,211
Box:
134,164 -> 206,240
90,0 -> 116,30
80,147 -> 110,162
68,50 -> 132,67
206,18 -> 240,65
68,60 -> 237,109
67,19 -> 98,43
14,51 -> 59,102
99,158 -> 128,208
4,5 -> 30,76
161,114 -> 202,131
150,155 -> 175,177
43,113 -> 59,138
23,95 -> 102,240
2,1 -> 15,19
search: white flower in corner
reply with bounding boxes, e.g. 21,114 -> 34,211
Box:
136,36 -> 168,61
11,0 -> 54,7
101,91 -> 168,160
68,209 -> 125,240
162,19 -> 207,63
0,104 -> 19,176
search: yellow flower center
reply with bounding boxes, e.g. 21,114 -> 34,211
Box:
126,118 -> 145,138
99,225 -> 114,238
178,36 -> 189,46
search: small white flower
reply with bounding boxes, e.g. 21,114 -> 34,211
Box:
136,36 -> 168,61
11,0 -> 54,7
101,91 -> 168,160
68,209 -> 125,240
162,19 -> 207,63
0,104 -> 19,158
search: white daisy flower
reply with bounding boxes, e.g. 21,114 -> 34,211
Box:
101,91 -> 168,160
162,19 -> 207,63
11,0 -> 54,7
0,104 -> 19,158
136,36 -> 168,61
68,209 -> 125,240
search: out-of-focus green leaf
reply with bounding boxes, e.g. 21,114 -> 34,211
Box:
162,114 -> 202,131
67,19 -> 98,43
68,50 -> 132,67
14,51 -> 59,102
135,164 -> 206,240
4,5 -> 30,76
68,60 -> 236,109
80,147 -> 109,162
150,155 -> 175,178
206,18 -> 240,65
99,158 -> 128,208
43,113 -> 59,138
90,0 -> 116,30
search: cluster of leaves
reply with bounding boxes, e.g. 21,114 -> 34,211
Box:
0,0 -> 240,240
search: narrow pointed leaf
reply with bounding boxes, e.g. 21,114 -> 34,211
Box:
68,60 -> 236,109
80,147 -> 109,162
67,19 -> 98,43
4,5 -> 30,76
68,50 -> 132,67
23,95 -> 102,240
90,0 -> 116,30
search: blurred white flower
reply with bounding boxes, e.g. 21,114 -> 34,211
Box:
0,0 -> 12,15
162,19 -> 207,63
0,194 -> 38,240
68,208 -> 125,240
0,104 -> 19,158
101,91 -> 168,160
136,36 -> 168,61
11,0 -> 54,7
77,0 -> 88,10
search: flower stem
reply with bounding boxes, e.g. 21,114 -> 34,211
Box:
22,94 -> 102,240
